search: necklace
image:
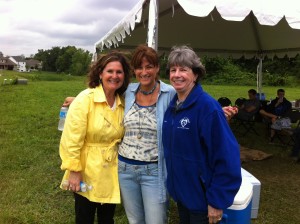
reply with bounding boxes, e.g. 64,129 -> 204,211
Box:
138,82 -> 157,95
136,104 -> 155,139
137,132 -> 143,139
137,108 -> 146,139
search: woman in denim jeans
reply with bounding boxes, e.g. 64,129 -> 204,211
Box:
118,45 -> 175,224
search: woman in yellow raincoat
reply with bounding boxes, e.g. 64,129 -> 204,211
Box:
59,52 -> 131,224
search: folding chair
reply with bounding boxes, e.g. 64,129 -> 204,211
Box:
283,109 -> 300,145
272,109 -> 300,146
218,97 -> 232,107
232,97 -> 260,136
233,113 -> 259,136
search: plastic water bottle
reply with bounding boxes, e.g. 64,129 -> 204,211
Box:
61,180 -> 92,192
58,107 -> 68,131
80,181 -> 93,192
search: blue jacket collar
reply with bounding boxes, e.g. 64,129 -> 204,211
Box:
170,84 -> 204,111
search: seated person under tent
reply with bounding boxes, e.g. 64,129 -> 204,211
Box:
235,89 -> 261,120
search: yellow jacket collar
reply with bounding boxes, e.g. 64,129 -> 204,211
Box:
94,85 -> 124,108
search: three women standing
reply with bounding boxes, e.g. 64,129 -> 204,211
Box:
59,45 -> 241,224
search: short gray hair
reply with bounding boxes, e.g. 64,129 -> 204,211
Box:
166,45 -> 206,82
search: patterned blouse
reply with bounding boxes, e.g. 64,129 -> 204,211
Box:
118,103 -> 158,162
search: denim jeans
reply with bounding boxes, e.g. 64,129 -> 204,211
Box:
118,160 -> 168,224
177,202 -> 208,224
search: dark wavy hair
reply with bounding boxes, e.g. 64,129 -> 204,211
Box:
87,52 -> 131,95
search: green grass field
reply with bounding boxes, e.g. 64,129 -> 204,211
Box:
0,71 -> 300,223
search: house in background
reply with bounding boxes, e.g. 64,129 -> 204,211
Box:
26,59 -> 42,70
9,56 -> 26,72
0,51 -> 17,70
0,51 -> 42,72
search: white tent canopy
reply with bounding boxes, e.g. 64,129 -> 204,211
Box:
94,0 -> 300,96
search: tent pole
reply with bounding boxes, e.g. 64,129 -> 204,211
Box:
147,0 -> 159,50
256,62 -> 259,94
258,57 -> 263,99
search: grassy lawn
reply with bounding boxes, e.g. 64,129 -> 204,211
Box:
0,71 -> 300,223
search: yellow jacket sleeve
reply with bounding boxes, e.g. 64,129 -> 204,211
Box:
59,90 -> 91,171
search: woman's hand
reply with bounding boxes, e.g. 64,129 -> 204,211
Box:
63,97 -> 75,107
208,205 -> 223,224
223,106 -> 238,121
68,171 -> 82,192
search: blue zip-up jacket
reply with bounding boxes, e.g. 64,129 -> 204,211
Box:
123,80 -> 176,203
162,84 -> 241,212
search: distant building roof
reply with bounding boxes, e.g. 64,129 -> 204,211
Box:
26,59 -> 41,67
11,56 -> 26,62
0,56 -> 17,66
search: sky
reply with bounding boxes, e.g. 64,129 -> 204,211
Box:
0,0 -> 140,57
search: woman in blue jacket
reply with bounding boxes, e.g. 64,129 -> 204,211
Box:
162,46 -> 242,224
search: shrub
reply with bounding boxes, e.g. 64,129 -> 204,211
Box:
263,73 -> 289,86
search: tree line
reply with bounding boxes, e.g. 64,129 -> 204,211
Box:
33,46 -> 92,76
160,54 -> 300,86
32,46 -> 300,86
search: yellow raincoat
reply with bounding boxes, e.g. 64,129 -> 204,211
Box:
59,85 -> 124,204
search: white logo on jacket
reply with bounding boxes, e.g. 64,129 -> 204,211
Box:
178,117 -> 190,129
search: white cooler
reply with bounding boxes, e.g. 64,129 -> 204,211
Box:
223,180 -> 253,224
241,168 -> 261,218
